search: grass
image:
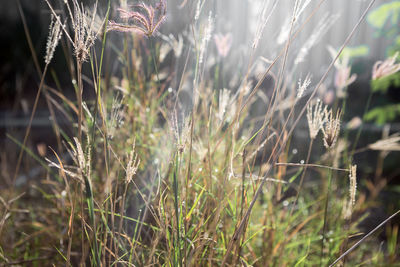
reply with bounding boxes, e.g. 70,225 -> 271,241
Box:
1,0 -> 400,266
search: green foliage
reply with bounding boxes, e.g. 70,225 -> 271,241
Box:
367,0 -> 400,61
3,1 -> 400,266
371,72 -> 400,93
367,70 -> 400,125
365,103 -> 400,124
341,45 -> 369,59
367,1 -> 400,29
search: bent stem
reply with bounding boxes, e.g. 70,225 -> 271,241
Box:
13,64 -> 49,188
321,167 -> 333,265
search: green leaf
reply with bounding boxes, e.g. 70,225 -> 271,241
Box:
365,104 -> 400,124
294,238 -> 311,267
342,45 -> 369,59
367,2 -> 400,29
371,72 -> 400,93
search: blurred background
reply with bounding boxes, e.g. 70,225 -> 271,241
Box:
2,0 -> 399,182
1,0 -> 398,130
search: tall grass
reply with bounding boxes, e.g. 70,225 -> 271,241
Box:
1,0 -> 400,266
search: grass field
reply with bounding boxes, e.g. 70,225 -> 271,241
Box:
1,0 -> 400,266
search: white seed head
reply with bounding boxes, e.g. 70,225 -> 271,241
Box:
297,73 -> 312,99
322,109 -> 341,149
295,13 -> 339,65
199,11 -> 214,64
126,141 -> 140,184
217,89 -> 231,122
306,99 -> 327,140
349,164 -> 357,206
45,15 -> 63,64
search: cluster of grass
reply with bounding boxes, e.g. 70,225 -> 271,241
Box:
1,0 -> 400,266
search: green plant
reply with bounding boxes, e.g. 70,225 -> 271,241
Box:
1,0 -> 400,266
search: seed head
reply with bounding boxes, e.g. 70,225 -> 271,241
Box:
108,0 -> 167,37
199,11 -> 214,64
45,15 -> 63,64
372,52 -> 400,80
214,33 -> 232,58
322,109 -> 341,149
349,164 -> 357,206
306,99 -> 326,140
334,66 -> 357,98
44,0 -> 105,63
297,73 -> 312,99
126,141 -> 140,184
328,46 -> 357,98
368,134 -> 400,151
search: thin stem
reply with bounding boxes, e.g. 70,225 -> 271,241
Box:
116,182 -> 129,258
91,0 -> 111,161
77,61 -> 84,143
351,89 -> 373,157
274,138 -> 314,261
224,1 -> 377,256
292,138 -> 314,211
321,168 -> 333,265
85,173 -> 101,266
330,209 -> 400,266
149,38 -> 161,89
12,64 -> 49,189
173,152 -> 182,266
275,161 -> 349,172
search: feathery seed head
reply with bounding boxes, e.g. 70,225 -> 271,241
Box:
334,66 -> 357,98
108,0 -> 167,37
368,134 -> 400,151
306,99 -> 327,140
45,15 -> 63,65
194,0 -> 202,21
107,94 -> 125,140
343,164 -> 357,219
297,73 -> 312,99
322,109 -> 341,149
372,52 -> 400,80
168,113 -> 191,154
126,141 -> 140,184
217,88 -> 237,124
214,33 -> 232,58
295,13 -> 339,65
198,11 -> 214,64
45,0 -> 104,63
349,164 -> 357,206
328,46 -> 357,98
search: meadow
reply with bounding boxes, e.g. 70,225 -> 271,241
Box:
1,0 -> 400,266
